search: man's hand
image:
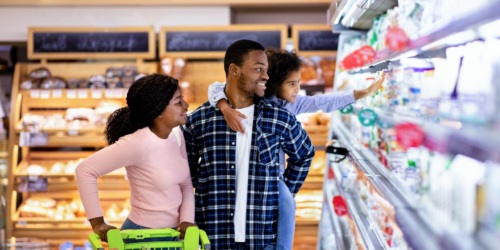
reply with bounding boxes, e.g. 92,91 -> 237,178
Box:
89,217 -> 117,242
176,221 -> 198,240
354,71 -> 386,100
217,100 -> 247,133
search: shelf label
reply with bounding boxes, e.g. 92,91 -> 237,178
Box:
66,89 -> 77,99
358,108 -> 377,127
340,104 -> 353,114
91,89 -> 102,99
395,123 -> 424,150
328,167 -> 335,180
40,90 -> 50,99
19,132 -> 48,147
52,89 -> 62,98
332,195 -> 348,216
77,89 -> 88,98
18,176 -> 48,192
30,90 -> 40,98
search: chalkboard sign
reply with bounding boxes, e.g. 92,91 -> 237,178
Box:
166,31 -> 281,52
298,30 -> 339,51
160,25 -> 287,59
28,27 -> 156,60
33,32 -> 149,53
292,25 -> 339,57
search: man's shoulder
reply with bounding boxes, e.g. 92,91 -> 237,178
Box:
258,98 -> 295,119
188,101 -> 214,117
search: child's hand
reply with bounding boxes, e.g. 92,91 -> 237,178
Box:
218,100 -> 247,133
366,71 -> 386,96
177,221 -> 197,240
353,71 -> 386,100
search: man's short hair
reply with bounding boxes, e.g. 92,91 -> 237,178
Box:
224,39 -> 265,77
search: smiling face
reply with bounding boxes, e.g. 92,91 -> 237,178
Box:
236,50 -> 269,98
277,70 -> 301,103
160,88 -> 189,127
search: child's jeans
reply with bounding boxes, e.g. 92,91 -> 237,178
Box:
277,179 -> 296,250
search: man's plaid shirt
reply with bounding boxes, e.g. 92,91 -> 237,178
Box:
181,97 -> 314,249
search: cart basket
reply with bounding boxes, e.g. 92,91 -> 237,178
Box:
88,227 -> 210,250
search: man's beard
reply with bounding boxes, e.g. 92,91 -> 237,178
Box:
237,75 -> 256,98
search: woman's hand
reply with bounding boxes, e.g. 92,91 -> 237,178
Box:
176,221 -> 198,240
217,100 -> 247,133
89,217 -> 117,242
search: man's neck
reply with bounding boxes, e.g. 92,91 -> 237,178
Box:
225,80 -> 254,109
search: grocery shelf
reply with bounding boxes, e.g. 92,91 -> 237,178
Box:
331,118 -> 445,250
326,156 -> 387,249
362,0 -> 500,68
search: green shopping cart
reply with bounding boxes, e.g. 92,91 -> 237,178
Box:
88,227 -> 210,250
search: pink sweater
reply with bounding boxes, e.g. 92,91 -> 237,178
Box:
75,127 -> 195,228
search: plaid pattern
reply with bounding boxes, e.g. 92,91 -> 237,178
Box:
181,97 -> 314,249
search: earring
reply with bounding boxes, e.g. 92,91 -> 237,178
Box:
158,115 -> 163,119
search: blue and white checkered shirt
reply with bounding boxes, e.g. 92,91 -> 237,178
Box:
181,97 -> 314,249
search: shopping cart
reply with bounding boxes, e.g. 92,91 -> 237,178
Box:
88,227 -> 210,250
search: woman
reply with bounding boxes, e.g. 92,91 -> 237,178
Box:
75,73 -> 195,242
208,48 -> 385,249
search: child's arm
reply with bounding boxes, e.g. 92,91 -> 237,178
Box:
208,82 -> 246,133
286,72 -> 386,115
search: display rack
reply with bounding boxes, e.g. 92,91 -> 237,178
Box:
6,26 -> 157,247
319,0 -> 500,249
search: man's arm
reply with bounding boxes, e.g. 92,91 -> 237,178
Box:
280,114 -> 315,196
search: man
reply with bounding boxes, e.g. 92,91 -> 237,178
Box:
181,39 -> 314,249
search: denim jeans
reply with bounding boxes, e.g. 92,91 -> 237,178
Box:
277,179 -> 296,250
120,218 -> 178,248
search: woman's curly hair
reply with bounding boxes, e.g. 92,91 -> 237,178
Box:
105,73 -> 179,145
264,48 -> 302,98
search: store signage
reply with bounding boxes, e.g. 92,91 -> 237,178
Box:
18,176 -> 48,192
358,108 -> 377,127
332,195 -> 348,216
28,27 -> 156,60
395,123 -> 424,150
164,31 -> 282,52
297,30 -> 339,51
339,104 -> 353,114
32,32 -> 149,53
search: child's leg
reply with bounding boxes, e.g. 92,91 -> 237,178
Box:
277,179 -> 296,250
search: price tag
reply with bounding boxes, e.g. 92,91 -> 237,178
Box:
30,90 -> 40,98
77,89 -> 88,98
67,89 -> 77,99
52,89 -> 62,98
332,195 -> 348,216
40,90 -> 50,99
340,104 -> 353,114
19,132 -> 48,146
358,108 -> 377,127
18,176 -> 48,192
395,123 -> 424,150
328,167 -> 335,180
91,89 -> 102,99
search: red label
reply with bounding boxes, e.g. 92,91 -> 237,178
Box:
328,167 -> 335,180
332,195 -> 348,216
395,123 -> 424,150
385,26 -> 409,51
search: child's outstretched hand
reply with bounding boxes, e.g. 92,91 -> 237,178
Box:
353,71 -> 386,100
217,100 -> 247,133
366,71 -> 386,96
